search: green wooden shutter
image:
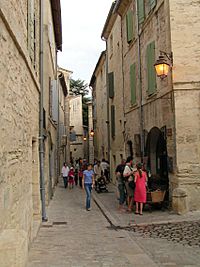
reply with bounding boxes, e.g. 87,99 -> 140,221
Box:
108,72 -> 114,98
137,0 -> 145,24
147,41 -> 156,95
149,0 -> 157,10
126,10 -> 134,43
111,105 -> 115,138
130,63 -> 136,105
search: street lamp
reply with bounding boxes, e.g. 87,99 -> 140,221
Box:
90,129 -> 94,137
154,51 -> 173,79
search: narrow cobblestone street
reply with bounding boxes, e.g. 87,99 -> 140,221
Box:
27,183 -> 200,267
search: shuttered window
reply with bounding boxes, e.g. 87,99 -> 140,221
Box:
149,0 -> 157,10
108,72 -> 114,98
126,10 -> 134,43
51,80 -> 58,123
130,63 -> 136,105
146,41 -> 157,95
27,0 -> 35,63
111,105 -> 115,139
137,0 -> 145,24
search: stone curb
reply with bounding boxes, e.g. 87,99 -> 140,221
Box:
92,188 -> 200,229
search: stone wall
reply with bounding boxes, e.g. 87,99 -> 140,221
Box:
169,0 -> 200,211
92,53 -> 108,161
0,1 -> 41,265
107,16 -> 126,182
69,95 -> 84,160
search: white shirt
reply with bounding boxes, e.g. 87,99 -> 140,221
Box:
62,166 -> 69,177
94,164 -> 102,177
100,161 -> 109,172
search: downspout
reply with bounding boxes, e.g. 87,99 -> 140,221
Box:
135,0 -> 145,161
119,14 -> 126,157
102,39 -> 111,169
39,0 -> 47,222
57,67 -> 60,181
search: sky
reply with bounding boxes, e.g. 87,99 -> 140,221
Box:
58,0 -> 113,85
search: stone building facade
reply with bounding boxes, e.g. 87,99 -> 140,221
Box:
0,0 -> 63,266
92,0 -> 200,213
90,52 -> 109,162
69,95 -> 84,161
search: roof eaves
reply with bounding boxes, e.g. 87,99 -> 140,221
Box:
101,1 -> 118,40
51,0 -> 62,51
59,73 -> 68,96
89,51 -> 106,87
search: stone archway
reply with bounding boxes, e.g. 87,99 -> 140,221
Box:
145,127 -> 169,194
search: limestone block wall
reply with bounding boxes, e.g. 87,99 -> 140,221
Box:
0,1 -> 41,265
107,16 -> 125,182
168,0 -> 200,211
93,54 -> 108,161
121,0 -> 174,165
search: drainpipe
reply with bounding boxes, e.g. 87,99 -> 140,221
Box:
39,0 -> 47,222
119,15 -> 126,157
135,0 -> 145,162
57,67 -> 60,182
102,39 -> 111,171
106,42 -> 111,171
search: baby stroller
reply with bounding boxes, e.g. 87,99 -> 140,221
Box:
95,175 -> 108,193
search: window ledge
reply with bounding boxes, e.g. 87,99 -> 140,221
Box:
146,92 -> 157,100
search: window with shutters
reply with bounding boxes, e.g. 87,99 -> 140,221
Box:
138,0 -> 157,24
51,80 -> 58,123
130,63 -> 136,105
126,9 -> 134,43
145,0 -> 157,15
108,72 -> 114,98
111,105 -> 115,139
137,0 -> 145,24
149,0 -> 157,11
27,0 -> 36,66
49,77 -> 53,117
146,41 -> 157,95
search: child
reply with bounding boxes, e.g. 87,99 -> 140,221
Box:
68,167 -> 75,189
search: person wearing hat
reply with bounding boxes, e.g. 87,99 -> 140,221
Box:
134,163 -> 147,215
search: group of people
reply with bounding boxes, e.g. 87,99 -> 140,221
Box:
62,156 -> 147,214
61,158 -> 109,211
116,156 -> 147,215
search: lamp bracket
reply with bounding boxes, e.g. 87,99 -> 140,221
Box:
160,51 -> 173,65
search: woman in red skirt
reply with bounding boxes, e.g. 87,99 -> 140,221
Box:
134,163 -> 147,215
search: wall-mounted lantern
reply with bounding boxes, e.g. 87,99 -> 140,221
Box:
83,136 -> 87,141
154,51 -> 173,79
90,129 -> 94,137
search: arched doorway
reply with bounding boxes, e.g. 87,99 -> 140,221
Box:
145,127 -> 169,196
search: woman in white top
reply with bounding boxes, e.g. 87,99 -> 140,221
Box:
123,156 -> 136,212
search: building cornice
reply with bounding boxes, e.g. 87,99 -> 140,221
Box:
114,0 -> 131,16
89,51 -> 106,87
51,0 -> 62,51
101,1 -> 118,40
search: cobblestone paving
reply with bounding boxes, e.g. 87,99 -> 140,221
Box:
93,184 -> 200,267
127,220 -> 200,248
27,183 -> 157,267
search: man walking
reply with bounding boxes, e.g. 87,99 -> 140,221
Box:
115,159 -> 126,211
61,162 -> 69,189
